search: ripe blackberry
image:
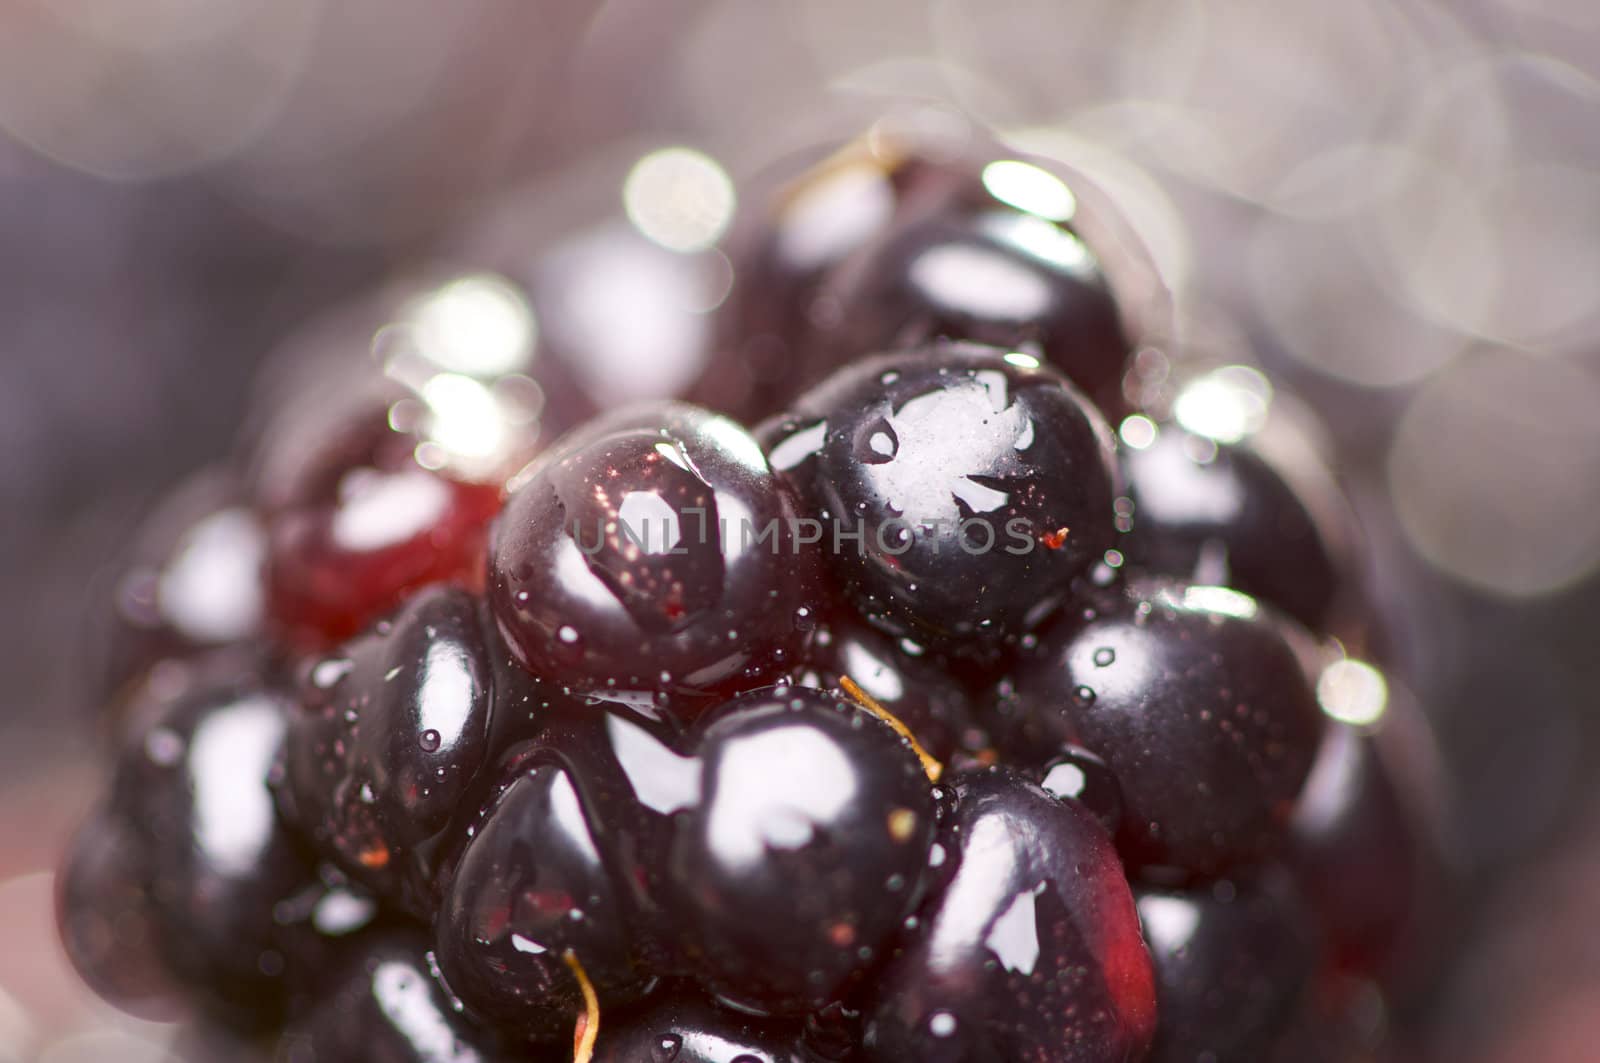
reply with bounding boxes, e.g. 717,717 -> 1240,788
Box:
59,125 -> 1445,1063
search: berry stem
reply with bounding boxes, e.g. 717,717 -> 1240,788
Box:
565,950 -> 600,1063
839,675 -> 944,783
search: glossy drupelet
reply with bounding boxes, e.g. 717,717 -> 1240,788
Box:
790,609 -> 990,766
1137,871 -> 1321,1062
1119,418 -> 1353,634
279,931 -> 516,1063
667,687 -> 938,1014
696,135 -> 957,421
438,744 -> 658,1043
997,578 -> 1326,875
1290,706 -> 1449,986
762,345 -> 1118,655
255,388 -> 505,647
592,990 -> 834,1063
864,767 -> 1157,1063
701,137 -> 1136,423
77,653 -> 378,1029
280,585 -> 497,912
489,403 -> 824,704
97,470 -> 266,704
813,187 -> 1130,417
1035,744 -> 1125,838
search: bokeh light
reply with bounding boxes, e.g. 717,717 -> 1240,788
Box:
1387,352 -> 1600,597
623,147 -> 737,252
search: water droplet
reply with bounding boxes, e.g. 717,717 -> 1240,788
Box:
1072,685 -> 1096,707
651,1034 -> 682,1062
930,1011 -> 958,1038
1092,647 -> 1116,667
419,729 -> 442,752
558,625 -> 580,644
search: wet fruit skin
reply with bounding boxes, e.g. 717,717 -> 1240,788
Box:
435,753 -> 657,1044
280,585 -> 496,913
695,137 -> 962,422
1034,744 -> 1124,839
997,579 -> 1325,875
56,811 -> 182,1022
255,386 -> 504,648
279,930 -> 518,1063
592,989 -> 821,1063
762,345 -> 1118,654
790,609 -> 989,766
813,198 -> 1130,418
1137,870 -> 1321,1063
863,767 -> 1156,1063
100,655 -> 377,1029
98,469 -> 266,704
668,686 -> 938,1016
699,139 -> 1136,425
1120,421 -> 1349,633
489,403 -> 823,704
1290,712 -> 1447,985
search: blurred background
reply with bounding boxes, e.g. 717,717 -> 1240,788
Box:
1,0 -> 1597,1059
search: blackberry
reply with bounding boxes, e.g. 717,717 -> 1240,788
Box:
59,126 -> 1446,1063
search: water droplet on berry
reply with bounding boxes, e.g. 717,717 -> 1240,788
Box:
419,729 -> 441,753
652,1035 -> 682,1061
1093,647 -> 1116,667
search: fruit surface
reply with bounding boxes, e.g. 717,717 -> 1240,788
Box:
281,585 -> 496,911
489,404 -> 823,704
592,990 -> 822,1063
57,125 -> 1441,1063
1138,871 -> 1321,1062
280,931 -> 516,1063
667,686 -> 938,1014
1120,418 -> 1351,632
100,654 -> 377,1028
763,345 -> 1118,654
99,470 -> 266,701
863,767 -> 1157,1063
436,752 -> 655,1043
997,579 -> 1325,874
814,198 -> 1129,414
